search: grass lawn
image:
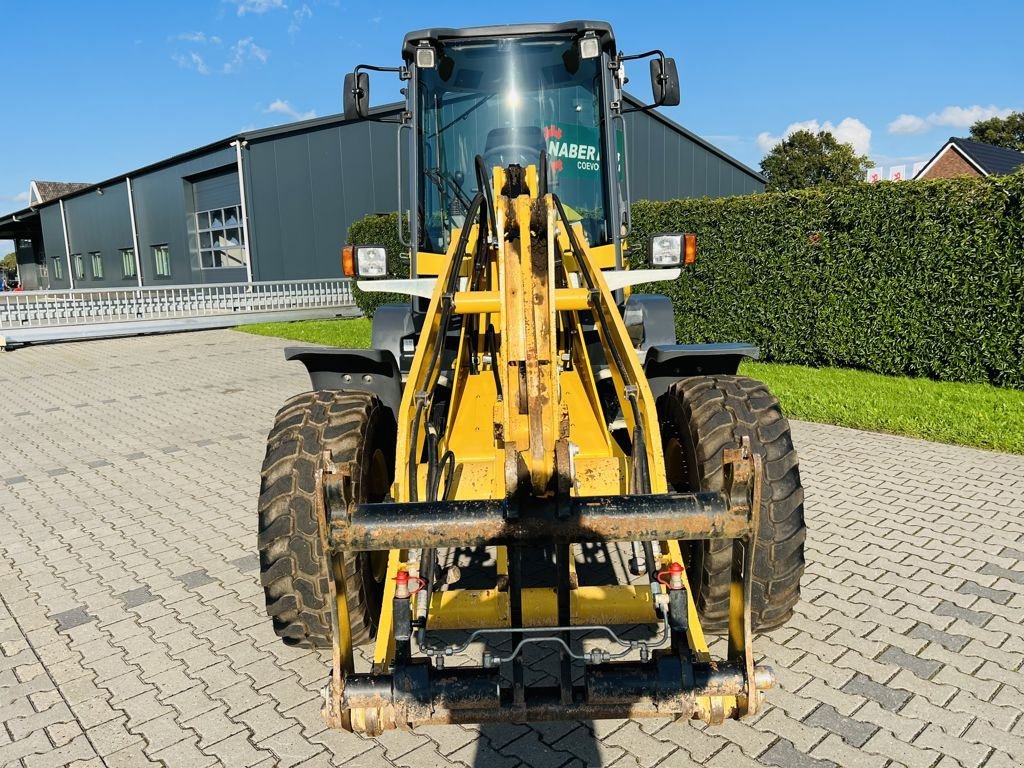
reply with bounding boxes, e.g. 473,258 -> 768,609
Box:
239,317 -> 372,347
238,318 -> 1024,454
740,361 -> 1024,455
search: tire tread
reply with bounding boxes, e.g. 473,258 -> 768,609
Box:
258,390 -> 392,648
659,375 -> 806,633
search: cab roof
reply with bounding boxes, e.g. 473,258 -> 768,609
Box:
402,20 -> 615,59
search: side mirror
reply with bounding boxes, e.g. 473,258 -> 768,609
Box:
344,72 -> 370,120
649,57 -> 680,107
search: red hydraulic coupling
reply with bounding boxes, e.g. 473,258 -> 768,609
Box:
657,561 -> 685,590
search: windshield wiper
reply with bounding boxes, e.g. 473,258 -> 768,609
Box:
424,169 -> 472,212
439,93 -> 494,134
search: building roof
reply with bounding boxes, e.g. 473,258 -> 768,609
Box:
949,137 -> 1024,175
915,136 -> 1024,179
30,181 -> 91,205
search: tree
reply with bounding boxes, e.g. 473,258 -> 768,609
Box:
969,112 -> 1024,152
760,130 -> 873,192
1,252 -> 16,274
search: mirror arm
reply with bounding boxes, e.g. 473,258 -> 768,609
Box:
615,49 -> 670,112
347,64 -> 411,123
618,48 -> 666,63
355,63 -> 409,78
620,102 -> 660,115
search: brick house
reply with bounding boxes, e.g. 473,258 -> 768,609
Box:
914,136 -> 1024,180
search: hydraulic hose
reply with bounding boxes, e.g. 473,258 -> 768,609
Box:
406,191 -> 485,502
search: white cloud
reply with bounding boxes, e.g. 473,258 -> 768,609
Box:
173,51 -> 210,75
757,117 -> 872,156
177,31 -> 222,44
224,38 -> 269,73
230,0 -> 287,15
289,4 -> 312,35
887,114 -> 929,135
888,104 -> 1015,135
266,99 -> 317,121
3,190 -> 30,204
755,132 -> 779,153
831,118 -> 872,156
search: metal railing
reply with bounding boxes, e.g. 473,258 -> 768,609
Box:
0,279 -> 356,329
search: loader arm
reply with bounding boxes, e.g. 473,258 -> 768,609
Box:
317,163 -> 775,733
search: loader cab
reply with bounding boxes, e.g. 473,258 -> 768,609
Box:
403,25 -> 620,256
343,21 -> 681,366
345,21 -> 680,270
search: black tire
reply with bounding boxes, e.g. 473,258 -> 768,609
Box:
659,375 -> 805,633
258,390 -> 395,648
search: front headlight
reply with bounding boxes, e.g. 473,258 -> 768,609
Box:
649,233 -> 696,267
355,246 -> 388,278
650,234 -> 683,266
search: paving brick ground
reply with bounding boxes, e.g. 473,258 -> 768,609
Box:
1,329 -> 1023,767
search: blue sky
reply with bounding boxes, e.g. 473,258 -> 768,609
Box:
2,0 -> 1022,251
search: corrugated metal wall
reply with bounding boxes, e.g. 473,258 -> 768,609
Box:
32,147 -> 241,289
624,111 -> 764,200
131,148 -> 241,285
40,206 -> 69,289
245,120 -> 400,281
62,181 -> 134,285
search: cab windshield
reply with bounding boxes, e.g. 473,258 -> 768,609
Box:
417,35 -> 608,251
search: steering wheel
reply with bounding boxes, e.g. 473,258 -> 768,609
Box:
483,144 -> 541,170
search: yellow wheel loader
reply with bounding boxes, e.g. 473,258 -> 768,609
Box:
257,20 -> 805,735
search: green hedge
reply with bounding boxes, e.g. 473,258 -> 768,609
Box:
348,174 -> 1024,387
631,175 -> 1024,388
347,213 -> 410,317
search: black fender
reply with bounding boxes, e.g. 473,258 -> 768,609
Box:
285,347 -> 403,422
643,343 -> 760,402
622,293 -> 676,350
371,303 -> 420,374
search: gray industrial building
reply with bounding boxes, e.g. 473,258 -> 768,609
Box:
0,97 -> 764,291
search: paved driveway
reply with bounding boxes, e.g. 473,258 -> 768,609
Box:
1,330 -> 1022,768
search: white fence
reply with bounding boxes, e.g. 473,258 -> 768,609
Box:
0,279 -> 358,347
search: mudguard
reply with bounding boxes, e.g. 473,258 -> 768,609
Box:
644,343 -> 760,402
284,347 -> 403,422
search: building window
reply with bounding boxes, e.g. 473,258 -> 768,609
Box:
72,254 -> 85,281
90,252 -> 104,279
153,245 -> 172,278
121,249 -> 136,279
52,257 -> 64,280
196,205 -> 246,269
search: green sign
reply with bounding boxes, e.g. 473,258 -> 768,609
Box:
544,124 -> 602,177
544,124 -> 624,181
